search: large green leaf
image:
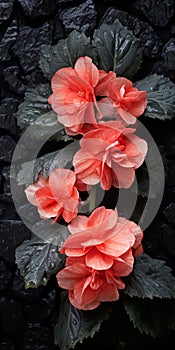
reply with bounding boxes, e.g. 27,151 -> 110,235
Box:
17,141 -> 80,185
135,74 -> 175,120
40,30 -> 97,79
15,84 -> 52,130
134,143 -> 166,199
124,253 -> 175,299
15,83 -> 69,141
54,291 -> 112,350
15,222 -> 69,288
123,296 -> 175,337
26,111 -> 68,141
92,19 -> 142,79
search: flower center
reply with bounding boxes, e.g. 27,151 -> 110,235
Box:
77,89 -> 90,102
102,137 -> 126,167
90,270 -> 104,290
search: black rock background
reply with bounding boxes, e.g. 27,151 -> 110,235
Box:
0,0 -> 175,349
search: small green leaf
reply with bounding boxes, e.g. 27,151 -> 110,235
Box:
124,253 -> 175,299
135,74 -> 175,120
40,30 -> 97,79
15,223 -> 69,288
123,296 -> 175,337
54,291 -> 112,350
93,19 -> 142,79
17,141 -> 80,185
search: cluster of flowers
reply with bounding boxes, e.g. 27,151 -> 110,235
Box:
25,56 -> 147,310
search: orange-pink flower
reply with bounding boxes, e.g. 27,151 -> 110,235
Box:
48,56 -> 116,135
57,206 -> 143,309
73,121 -> 147,190
25,168 -> 79,223
56,255 -> 126,310
97,77 -> 147,124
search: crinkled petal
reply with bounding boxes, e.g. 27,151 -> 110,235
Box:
61,207 -> 118,249
112,164 -> 135,188
86,247 -> 113,270
68,215 -> 88,234
98,284 -> 120,302
112,249 -> 134,276
124,134 -> 148,169
56,262 -> 90,290
75,56 -> 99,87
95,70 -> 116,96
49,168 -> 76,199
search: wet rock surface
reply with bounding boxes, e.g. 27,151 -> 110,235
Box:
17,0 -> 56,18
100,7 -> 162,58
59,0 -> 97,35
0,0 -> 175,349
132,0 -> 175,27
0,0 -> 14,25
152,38 -> 175,83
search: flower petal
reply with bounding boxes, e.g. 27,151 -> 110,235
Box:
87,206 -> 118,229
98,218 -> 135,257
95,70 -> 116,96
86,247 -> 113,270
49,168 -> 76,199
112,163 -> 135,188
75,56 -> 99,87
112,249 -> 134,276
61,207 -> 118,249
98,284 -> 120,302
56,262 -> 90,290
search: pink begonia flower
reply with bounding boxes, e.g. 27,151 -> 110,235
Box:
97,77 -> 147,125
56,255 -> 127,310
73,121 -> 147,190
48,56 -> 116,135
57,207 -> 143,310
25,168 -> 79,223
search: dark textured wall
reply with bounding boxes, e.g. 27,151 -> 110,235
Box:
0,0 -> 175,349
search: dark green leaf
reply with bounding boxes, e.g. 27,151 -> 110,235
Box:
17,141 -> 80,185
54,291 -> 112,350
15,83 -> 69,141
123,296 -> 175,337
40,30 -> 97,79
124,253 -> 175,299
93,19 -> 142,79
135,74 -> 175,120
134,143 -> 166,199
129,195 -> 147,225
135,165 -> 149,198
15,84 -> 52,130
15,222 -> 69,288
26,110 -> 64,141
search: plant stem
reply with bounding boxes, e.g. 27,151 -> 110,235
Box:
89,185 -> 96,212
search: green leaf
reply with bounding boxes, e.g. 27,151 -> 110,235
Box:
40,30 -> 97,79
92,19 -> 142,79
135,165 -> 149,198
124,253 -> 175,299
134,143 -> 166,199
15,83 -> 70,142
135,74 -> 175,120
15,84 -> 52,130
54,291 -> 112,350
17,141 -> 80,185
123,296 -> 175,337
15,222 -> 69,288
27,110 -> 66,141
